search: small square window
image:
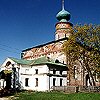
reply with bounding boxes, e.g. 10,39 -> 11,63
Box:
25,69 -> 29,74
60,71 -> 63,75
35,69 -> 38,74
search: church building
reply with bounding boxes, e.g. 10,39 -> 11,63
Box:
0,0 -> 99,92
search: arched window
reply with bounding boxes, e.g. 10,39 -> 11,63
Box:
73,66 -> 77,79
5,61 -> 12,69
6,61 -> 11,66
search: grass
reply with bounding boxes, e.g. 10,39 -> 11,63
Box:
11,91 -> 100,100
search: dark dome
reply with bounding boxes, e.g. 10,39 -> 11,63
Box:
56,9 -> 71,22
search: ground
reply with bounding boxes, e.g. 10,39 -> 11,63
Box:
4,91 -> 100,100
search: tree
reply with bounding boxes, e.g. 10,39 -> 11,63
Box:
63,24 -> 100,86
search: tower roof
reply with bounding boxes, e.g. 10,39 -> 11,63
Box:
56,0 -> 71,22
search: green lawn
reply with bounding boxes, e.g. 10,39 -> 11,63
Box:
11,91 -> 100,100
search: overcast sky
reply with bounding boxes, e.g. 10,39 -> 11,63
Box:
0,0 -> 100,63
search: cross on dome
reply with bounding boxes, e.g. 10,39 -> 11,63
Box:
62,0 -> 65,10
56,0 -> 71,22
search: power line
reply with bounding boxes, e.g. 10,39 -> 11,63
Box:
0,43 -> 21,52
0,47 -> 20,54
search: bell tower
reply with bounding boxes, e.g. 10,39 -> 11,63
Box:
55,0 -> 73,40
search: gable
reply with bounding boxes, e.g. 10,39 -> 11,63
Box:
0,57 -> 15,71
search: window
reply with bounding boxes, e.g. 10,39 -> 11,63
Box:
60,71 -> 63,75
25,69 -> 29,74
74,66 -> 77,79
60,79 -> 63,86
25,78 -> 29,87
53,69 -> 56,74
55,59 -> 59,63
36,78 -> 38,87
53,78 -> 56,86
58,35 -> 59,40
6,61 -> 11,66
35,69 -> 38,74
65,34 -> 66,38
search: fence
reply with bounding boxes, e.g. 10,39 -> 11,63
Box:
51,86 -> 78,93
79,86 -> 100,92
52,86 -> 100,93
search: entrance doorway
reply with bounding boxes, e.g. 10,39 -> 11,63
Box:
5,73 -> 12,89
0,70 -> 12,89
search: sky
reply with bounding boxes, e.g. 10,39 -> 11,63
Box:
0,0 -> 100,63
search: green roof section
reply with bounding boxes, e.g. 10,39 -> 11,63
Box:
9,56 -> 67,67
30,56 -> 67,67
9,57 -> 33,65
30,56 -> 54,65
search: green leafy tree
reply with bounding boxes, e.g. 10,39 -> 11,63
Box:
63,24 -> 100,86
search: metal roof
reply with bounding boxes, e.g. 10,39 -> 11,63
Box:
9,57 -> 67,67
9,57 -> 33,65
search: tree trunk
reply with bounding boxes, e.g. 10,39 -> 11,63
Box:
83,58 -> 96,86
86,65 -> 96,86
